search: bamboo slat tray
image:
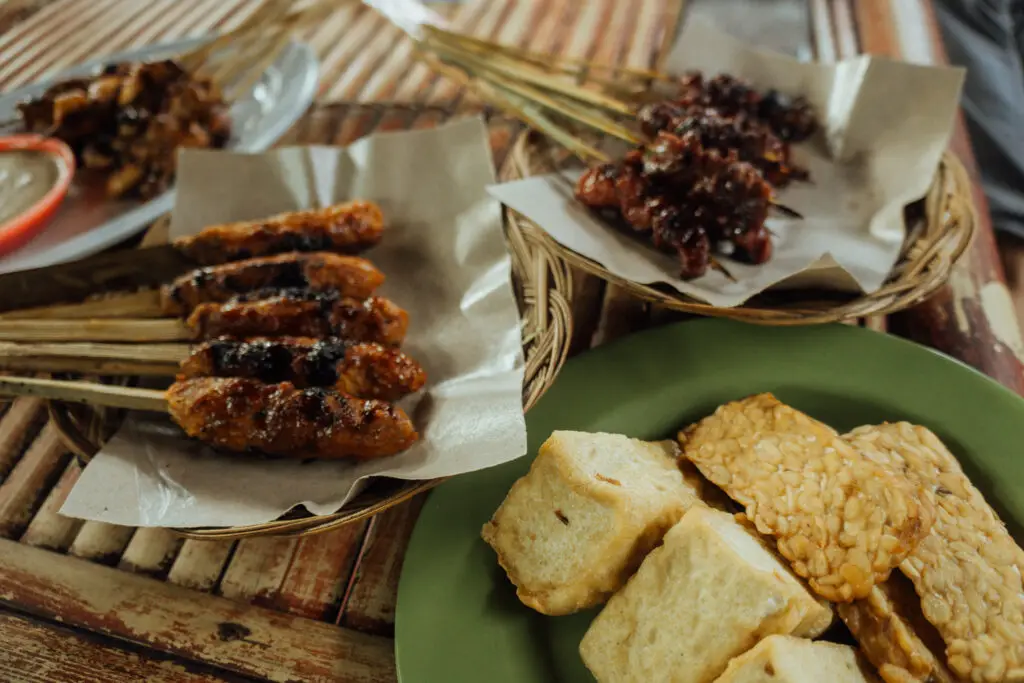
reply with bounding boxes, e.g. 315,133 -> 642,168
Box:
503,130 -> 977,325
38,103 -> 572,540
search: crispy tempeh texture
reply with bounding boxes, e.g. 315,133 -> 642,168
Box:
181,337 -> 426,401
166,377 -> 418,460
679,394 -> 935,603
173,201 -> 384,265
838,577 -> 957,683
845,423 -> 1024,683
161,252 -> 385,316
185,295 -> 408,346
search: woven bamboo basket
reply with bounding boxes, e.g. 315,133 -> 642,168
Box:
41,114 -> 574,539
504,131 -> 976,323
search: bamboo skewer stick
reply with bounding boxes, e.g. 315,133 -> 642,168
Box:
0,319 -> 190,343
0,291 -> 163,320
0,376 -> 167,412
0,342 -> 186,376
0,342 -> 187,363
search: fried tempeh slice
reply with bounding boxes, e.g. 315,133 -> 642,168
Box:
161,252 -> 385,316
679,394 -> 935,602
173,201 -> 384,265
186,295 -> 408,346
837,576 -> 957,683
181,337 -> 426,401
166,377 -> 418,460
845,423 -> 1024,683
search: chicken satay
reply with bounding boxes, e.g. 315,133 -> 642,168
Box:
166,377 -> 418,460
160,252 -> 385,316
173,201 -> 384,265
180,337 -> 426,401
185,295 -> 408,346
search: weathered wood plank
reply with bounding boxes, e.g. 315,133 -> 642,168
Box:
845,0 -> 1024,394
0,423 -> 70,539
68,521 -> 136,564
0,611 -> 248,683
0,538 -> 396,683
118,528 -> 184,578
19,460 -> 83,551
167,539 -> 236,593
0,398 -> 45,480
218,537 -> 299,606
271,522 -> 369,621
998,234 -> 1024,330
339,495 -> 427,636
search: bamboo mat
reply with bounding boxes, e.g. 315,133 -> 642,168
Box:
0,0 -> 681,103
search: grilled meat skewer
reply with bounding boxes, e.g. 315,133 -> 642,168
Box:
673,71 -> 818,143
0,375 -> 419,461
167,377 -> 418,460
187,295 -> 408,346
636,105 -> 808,187
576,130 -> 776,279
173,201 -> 384,266
160,252 -> 385,316
0,294 -> 409,344
182,338 -> 426,401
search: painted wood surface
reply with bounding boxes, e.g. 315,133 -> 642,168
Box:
0,0 -> 1020,681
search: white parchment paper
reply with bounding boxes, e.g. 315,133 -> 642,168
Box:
61,117 -> 528,528
487,20 -> 966,308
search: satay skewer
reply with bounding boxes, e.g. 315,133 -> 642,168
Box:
0,294 -> 409,345
0,375 -> 419,461
0,338 -> 428,402
0,252 -> 386,321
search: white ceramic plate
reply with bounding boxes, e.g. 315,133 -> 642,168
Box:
0,37 -> 319,273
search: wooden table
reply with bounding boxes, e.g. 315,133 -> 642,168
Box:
0,1 -> 1021,681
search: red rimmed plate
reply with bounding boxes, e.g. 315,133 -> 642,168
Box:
0,135 -> 76,257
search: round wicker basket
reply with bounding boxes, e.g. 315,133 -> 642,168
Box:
47,202 -> 574,540
505,131 -> 977,323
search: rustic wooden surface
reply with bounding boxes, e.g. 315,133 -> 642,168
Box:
1,0 -> 1022,681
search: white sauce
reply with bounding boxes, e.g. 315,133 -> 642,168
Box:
0,150 -> 60,225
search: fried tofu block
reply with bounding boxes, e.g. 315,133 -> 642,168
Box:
579,507 -> 833,683
713,635 -> 878,683
680,394 -> 935,602
845,423 -> 1024,683
481,431 -> 705,615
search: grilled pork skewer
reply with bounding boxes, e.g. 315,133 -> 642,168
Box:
174,200 -> 385,265
0,338 -> 427,402
0,295 -> 409,345
182,338 -> 425,401
160,252 -> 385,316
0,252 -> 386,321
188,295 -> 408,346
0,375 -> 418,461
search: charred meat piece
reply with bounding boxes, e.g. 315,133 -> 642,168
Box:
186,295 -> 409,346
173,201 -> 385,265
640,101 -> 807,187
675,71 -> 818,142
575,131 -> 775,279
166,377 -> 418,460
181,337 -> 426,401
17,59 -> 231,199
160,252 -> 385,316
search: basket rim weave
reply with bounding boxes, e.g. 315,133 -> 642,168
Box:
507,131 -> 977,324
45,133 -> 575,541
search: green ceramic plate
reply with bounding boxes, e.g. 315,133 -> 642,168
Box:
395,319 -> 1024,683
